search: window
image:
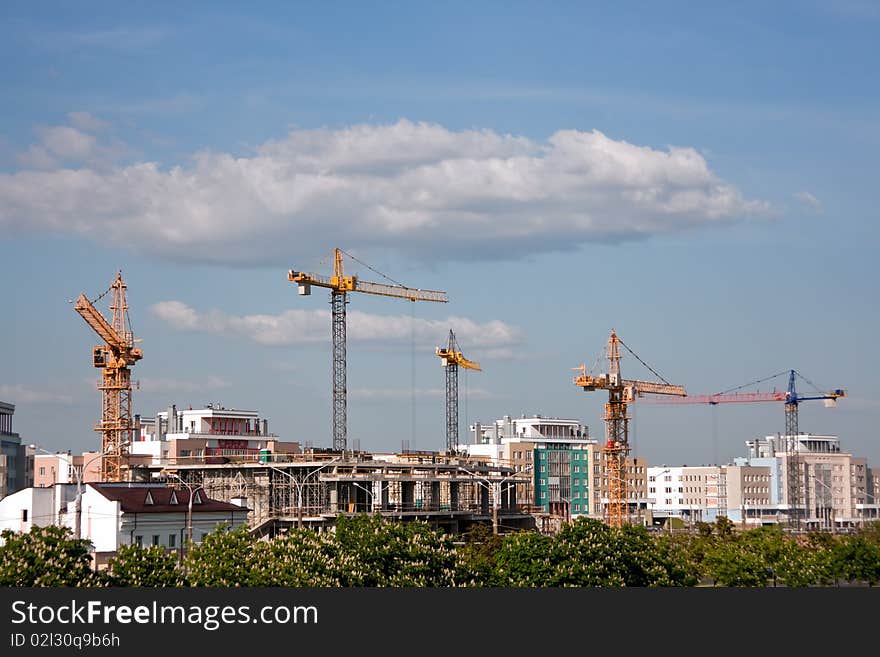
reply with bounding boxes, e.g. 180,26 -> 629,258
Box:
135,536 -> 143,548
169,534 -> 176,548
39,467 -> 45,476
21,509 -> 28,522
152,535 -> 160,546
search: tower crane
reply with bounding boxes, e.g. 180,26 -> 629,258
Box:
289,248 -> 448,452
573,330 -> 686,527
640,369 -> 845,529
73,272 -> 143,482
435,329 -> 481,454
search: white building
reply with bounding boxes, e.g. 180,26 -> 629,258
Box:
131,403 -> 299,466
0,483 -> 249,554
468,414 -> 589,448
0,485 -> 77,535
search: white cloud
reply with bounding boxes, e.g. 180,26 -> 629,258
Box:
68,111 -> 110,133
38,126 -> 96,160
16,145 -> 58,170
794,191 -> 824,214
150,300 -> 523,350
0,384 -> 73,405
14,115 -> 129,172
1,120 -> 769,264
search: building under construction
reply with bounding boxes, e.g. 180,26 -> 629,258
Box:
132,450 -> 535,537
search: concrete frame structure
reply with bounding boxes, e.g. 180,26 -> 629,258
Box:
136,450 -> 535,537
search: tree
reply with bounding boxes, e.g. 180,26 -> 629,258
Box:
330,514 -> 463,587
832,535 -> 880,586
184,524 -> 257,586
104,544 -> 183,587
0,525 -> 97,587
249,529 -> 340,587
490,530 -> 555,587
457,523 -> 503,586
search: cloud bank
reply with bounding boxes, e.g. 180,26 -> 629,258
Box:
150,300 -> 521,351
1,119 -> 769,264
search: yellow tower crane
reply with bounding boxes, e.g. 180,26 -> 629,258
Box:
73,272 -> 143,482
435,329 -> 481,454
289,248 -> 448,452
573,329 -> 685,527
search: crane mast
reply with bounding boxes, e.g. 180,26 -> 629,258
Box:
289,248 -> 448,452
73,272 -> 142,482
574,330 -> 685,527
435,329 -> 481,454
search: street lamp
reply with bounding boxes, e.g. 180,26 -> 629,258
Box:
350,480 -> 375,513
267,458 -> 340,528
161,470 -> 204,549
30,441 -> 129,540
460,464 -> 533,535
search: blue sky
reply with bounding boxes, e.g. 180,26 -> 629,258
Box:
2,1 -> 878,469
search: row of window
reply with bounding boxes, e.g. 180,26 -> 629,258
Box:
134,534 -> 178,548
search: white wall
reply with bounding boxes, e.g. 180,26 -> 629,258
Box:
0,486 -> 76,540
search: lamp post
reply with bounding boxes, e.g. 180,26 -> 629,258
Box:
30,441 -> 129,540
461,464 -> 532,535
161,471 -> 204,549
268,459 -> 340,528
350,480 -> 375,513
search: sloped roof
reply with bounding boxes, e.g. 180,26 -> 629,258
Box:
89,484 -> 247,513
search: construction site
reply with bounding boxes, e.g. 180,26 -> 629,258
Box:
63,250 -> 865,537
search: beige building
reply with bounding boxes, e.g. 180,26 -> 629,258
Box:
745,433 -> 875,529
725,464 -> 772,525
33,451 -> 104,488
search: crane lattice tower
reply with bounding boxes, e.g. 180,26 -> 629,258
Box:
435,329 -> 481,454
289,248 -> 447,452
574,330 -> 685,527
73,272 -> 143,482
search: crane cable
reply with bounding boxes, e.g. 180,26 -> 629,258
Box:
716,370 -> 789,395
616,336 -> 673,385
715,369 -> 827,396
341,249 -> 407,287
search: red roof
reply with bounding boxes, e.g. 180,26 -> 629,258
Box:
90,484 -> 247,513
